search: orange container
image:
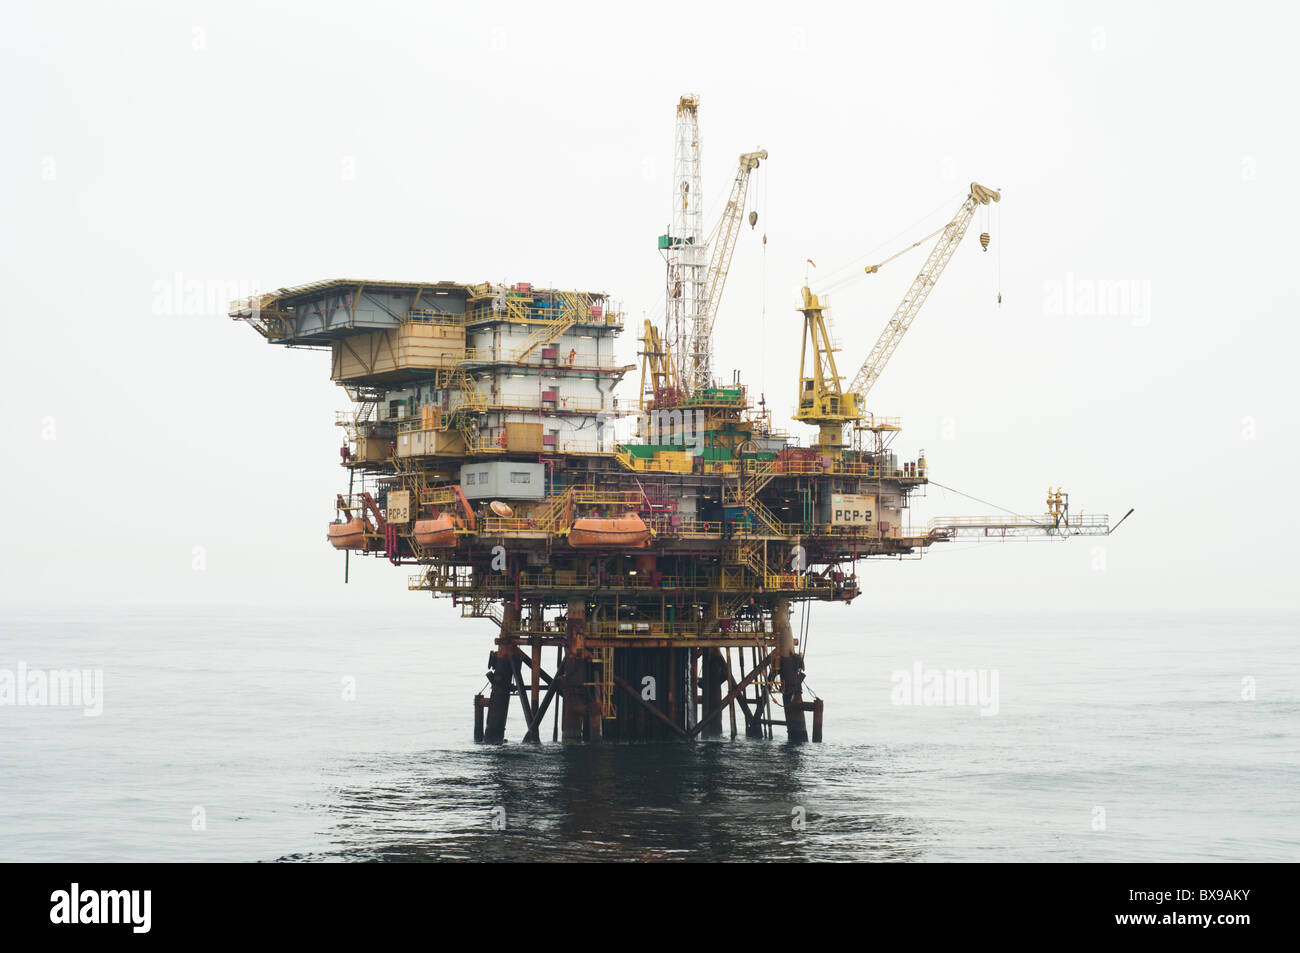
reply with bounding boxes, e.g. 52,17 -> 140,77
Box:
327,517 -> 367,550
569,513 -> 650,549
414,514 -> 457,547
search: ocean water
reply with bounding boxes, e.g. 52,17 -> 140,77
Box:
1,606 -> 1296,862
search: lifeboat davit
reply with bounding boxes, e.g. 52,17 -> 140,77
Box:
413,513 -> 457,547
327,517 -> 367,550
569,513 -> 651,549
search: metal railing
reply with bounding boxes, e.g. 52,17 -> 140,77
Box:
406,566 -> 829,596
481,395 -> 614,413
737,457 -> 926,481
926,513 -> 1110,536
856,414 -> 903,430
460,346 -> 626,370
552,439 -> 609,454
480,517 -> 549,534
404,308 -> 466,325
674,520 -> 724,537
763,574 -> 808,590
813,524 -> 907,540
461,293 -> 625,329
617,456 -> 692,473
574,489 -> 642,505
586,621 -> 769,640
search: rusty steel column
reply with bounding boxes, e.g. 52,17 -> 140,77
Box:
552,646 -> 562,742
773,600 -> 809,743
725,647 -> 737,739
585,677 -> 604,743
483,649 -> 515,744
687,647 -> 699,735
560,653 -> 587,743
700,648 -> 725,738
667,646 -> 679,731
744,646 -> 765,739
561,600 -> 587,744
483,605 -> 520,744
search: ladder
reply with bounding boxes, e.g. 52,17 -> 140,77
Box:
513,291 -> 587,361
745,497 -> 787,537
585,647 -> 616,720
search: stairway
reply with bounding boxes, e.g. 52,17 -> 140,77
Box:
725,544 -> 769,579
744,497 -> 787,538
743,457 -> 780,497
513,291 -> 587,361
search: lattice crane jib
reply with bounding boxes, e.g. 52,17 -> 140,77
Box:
848,183 -> 1000,404
694,148 -> 767,390
794,182 -> 999,447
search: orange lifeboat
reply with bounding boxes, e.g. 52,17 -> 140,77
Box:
413,513 -> 457,547
569,513 -> 651,549
327,517 -> 367,550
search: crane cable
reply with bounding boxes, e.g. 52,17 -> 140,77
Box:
813,187 -> 967,295
996,199 -> 1003,306
796,600 -> 806,658
859,220 -> 951,274
927,478 -> 1048,524
798,601 -> 819,700
760,157 -> 768,397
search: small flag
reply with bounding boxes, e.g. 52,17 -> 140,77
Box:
806,258 -> 817,268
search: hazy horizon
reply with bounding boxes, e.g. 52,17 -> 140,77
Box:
3,0 -> 1296,615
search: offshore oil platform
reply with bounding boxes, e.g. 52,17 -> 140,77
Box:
231,95 -> 1119,745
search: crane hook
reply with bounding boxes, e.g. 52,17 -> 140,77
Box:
749,210 -> 758,229
979,231 -> 991,252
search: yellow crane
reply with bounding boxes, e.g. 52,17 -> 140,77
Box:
795,182 -> 1000,448
639,319 -> 680,410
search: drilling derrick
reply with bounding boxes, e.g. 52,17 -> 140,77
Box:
230,101 -> 1119,746
663,94 -> 707,397
659,95 -> 767,398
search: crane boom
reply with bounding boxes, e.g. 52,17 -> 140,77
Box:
689,148 -> 767,391
846,183 -> 999,403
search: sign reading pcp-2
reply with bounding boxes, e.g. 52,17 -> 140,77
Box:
386,490 -> 411,524
831,494 -> 875,527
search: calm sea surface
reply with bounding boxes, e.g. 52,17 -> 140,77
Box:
1,606 -> 1296,862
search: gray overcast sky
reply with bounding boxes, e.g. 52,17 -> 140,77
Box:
1,0 -> 1296,613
